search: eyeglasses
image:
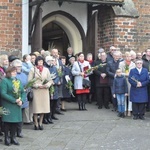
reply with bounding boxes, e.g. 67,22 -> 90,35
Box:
136,62 -> 142,64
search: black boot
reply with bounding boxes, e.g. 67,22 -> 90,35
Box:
78,102 -> 82,110
88,94 -> 92,104
11,124 -> 19,145
51,115 -> 58,120
47,113 -> 53,124
4,123 -> 11,146
43,114 -> 49,124
17,122 -> 23,138
82,102 -> 87,111
0,117 -> 4,136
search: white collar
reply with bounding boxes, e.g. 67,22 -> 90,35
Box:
136,67 -> 142,74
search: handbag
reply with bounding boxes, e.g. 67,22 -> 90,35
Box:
78,62 -> 91,88
27,67 -> 35,102
27,89 -> 33,102
82,78 -> 91,88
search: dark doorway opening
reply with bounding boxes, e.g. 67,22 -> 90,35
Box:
42,22 -> 70,56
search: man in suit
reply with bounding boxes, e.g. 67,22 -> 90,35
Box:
65,47 -> 75,65
94,52 -> 110,109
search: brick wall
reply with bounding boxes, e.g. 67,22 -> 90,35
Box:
98,6 -> 115,51
97,1 -> 150,53
132,0 -> 150,52
113,17 -> 138,52
0,0 -> 22,54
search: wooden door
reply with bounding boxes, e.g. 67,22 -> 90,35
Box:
85,11 -> 98,59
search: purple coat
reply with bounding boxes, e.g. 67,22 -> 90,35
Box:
128,68 -> 149,103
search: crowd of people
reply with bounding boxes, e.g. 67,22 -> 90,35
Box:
0,46 -> 150,146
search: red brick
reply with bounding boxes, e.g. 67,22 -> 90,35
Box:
0,0 -> 22,52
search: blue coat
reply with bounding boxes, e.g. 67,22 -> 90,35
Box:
16,72 -> 28,108
62,65 -> 72,98
128,68 -> 149,103
112,75 -> 128,94
46,64 -> 60,100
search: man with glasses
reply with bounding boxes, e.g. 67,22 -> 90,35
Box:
128,59 -> 149,120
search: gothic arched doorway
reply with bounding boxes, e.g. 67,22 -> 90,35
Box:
42,11 -> 85,55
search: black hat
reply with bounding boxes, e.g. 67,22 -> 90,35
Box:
8,55 -> 19,62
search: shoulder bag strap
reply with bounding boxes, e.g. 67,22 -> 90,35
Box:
33,67 -> 35,78
77,61 -> 82,72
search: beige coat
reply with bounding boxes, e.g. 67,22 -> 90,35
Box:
119,60 -> 136,96
28,66 -> 53,114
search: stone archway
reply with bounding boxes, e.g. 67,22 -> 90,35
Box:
42,11 -> 85,55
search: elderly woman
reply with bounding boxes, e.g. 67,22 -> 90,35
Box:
0,54 -> 9,137
119,52 -> 136,116
11,59 -> 28,138
0,66 -> 25,146
28,56 -> 53,130
128,59 -> 149,120
72,52 -> 91,110
22,54 -> 33,75
0,54 -> 9,73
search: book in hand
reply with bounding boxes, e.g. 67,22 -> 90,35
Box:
100,76 -> 109,84
83,66 -> 89,77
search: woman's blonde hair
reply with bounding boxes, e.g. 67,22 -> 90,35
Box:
0,54 -> 8,67
124,52 -> 131,57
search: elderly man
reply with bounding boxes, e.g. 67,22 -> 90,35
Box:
106,51 -> 121,111
65,47 -> 75,65
94,52 -> 110,109
129,59 -> 149,120
107,46 -> 117,62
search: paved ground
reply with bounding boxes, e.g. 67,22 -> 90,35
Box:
1,101 -> 150,150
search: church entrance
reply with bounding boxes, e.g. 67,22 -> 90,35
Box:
42,11 -> 85,56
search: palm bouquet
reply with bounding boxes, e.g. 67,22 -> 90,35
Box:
24,78 -> 38,89
125,64 -> 129,73
50,85 -> 55,95
57,67 -> 63,77
42,73 -> 56,85
130,76 -> 138,83
12,79 -> 21,99
65,76 -> 74,97
85,63 -> 107,74
0,107 -> 10,115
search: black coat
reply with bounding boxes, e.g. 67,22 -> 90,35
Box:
88,61 -> 95,92
65,54 -> 75,65
106,59 -> 120,86
106,53 -> 113,62
142,54 -> 150,71
94,59 -> 109,87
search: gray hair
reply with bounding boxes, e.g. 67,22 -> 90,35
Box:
113,51 -> 121,56
67,47 -> 73,51
11,59 -> 22,67
86,53 -> 92,57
